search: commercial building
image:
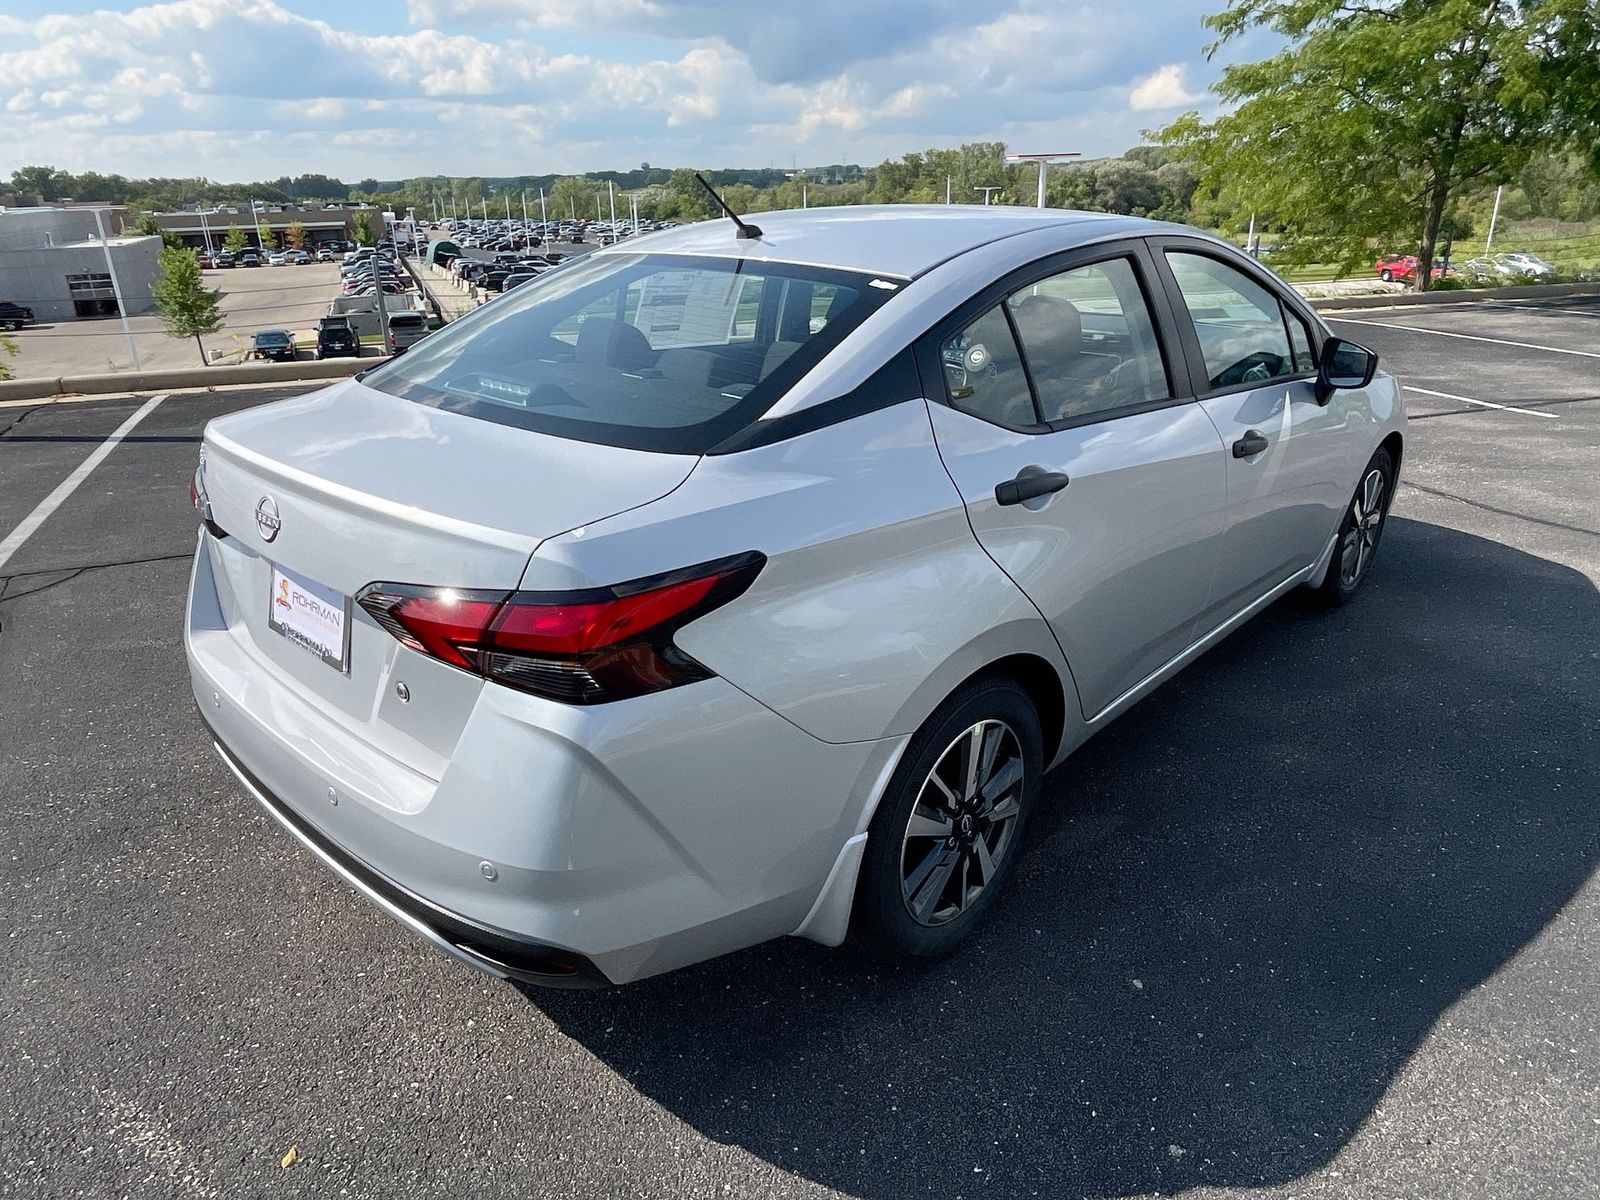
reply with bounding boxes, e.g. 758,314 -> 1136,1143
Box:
144,203 -> 382,251
0,205 -> 159,322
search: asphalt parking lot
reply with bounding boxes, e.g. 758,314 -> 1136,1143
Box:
0,295 -> 1595,1199
6,262 -> 347,378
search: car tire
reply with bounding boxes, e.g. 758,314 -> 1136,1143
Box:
852,676 -> 1042,961
1379,269 -> 1394,282
1319,446 -> 1395,606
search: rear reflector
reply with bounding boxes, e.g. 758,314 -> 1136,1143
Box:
356,552 -> 763,705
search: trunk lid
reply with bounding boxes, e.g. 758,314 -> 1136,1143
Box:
196,379 -> 697,781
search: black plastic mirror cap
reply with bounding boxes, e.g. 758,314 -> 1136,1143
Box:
1316,337 -> 1379,403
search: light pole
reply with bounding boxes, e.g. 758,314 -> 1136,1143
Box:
539,187 -> 548,229
609,180 -> 617,227
973,186 -> 1001,206
92,207 -> 141,371
1486,184 -> 1504,252
1005,151 -> 1081,208
521,189 -> 529,227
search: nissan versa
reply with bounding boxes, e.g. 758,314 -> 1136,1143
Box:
186,206 -> 1404,986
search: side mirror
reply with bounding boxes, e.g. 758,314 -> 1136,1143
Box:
1315,337 -> 1378,404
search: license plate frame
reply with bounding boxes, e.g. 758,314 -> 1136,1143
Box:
266,562 -> 352,674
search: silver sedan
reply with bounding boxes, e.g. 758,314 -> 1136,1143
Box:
186,206 -> 1405,985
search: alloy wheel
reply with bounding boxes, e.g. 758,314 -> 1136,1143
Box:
1340,467 -> 1386,588
899,719 -> 1025,927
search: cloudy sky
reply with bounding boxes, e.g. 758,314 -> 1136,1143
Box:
0,0 -> 1254,182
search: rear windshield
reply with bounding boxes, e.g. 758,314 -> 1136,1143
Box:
254,331 -> 289,345
388,315 -> 426,328
363,252 -> 894,453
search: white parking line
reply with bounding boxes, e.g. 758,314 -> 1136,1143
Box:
1489,301 -> 1600,319
0,393 -> 168,574
1404,385 -> 1558,420
1327,316 -> 1600,359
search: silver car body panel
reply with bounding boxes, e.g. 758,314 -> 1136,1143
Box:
186,206 -> 1407,983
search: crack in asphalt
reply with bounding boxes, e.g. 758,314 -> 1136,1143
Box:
1400,480 -> 1600,538
0,550 -> 192,609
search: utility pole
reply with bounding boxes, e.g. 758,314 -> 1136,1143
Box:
93,207 -> 142,371
1485,185 -> 1503,252
1005,151 -> 1081,208
973,186 -> 1001,206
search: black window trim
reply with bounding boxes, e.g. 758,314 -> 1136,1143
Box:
1146,235 -> 1327,400
913,238 -> 1196,437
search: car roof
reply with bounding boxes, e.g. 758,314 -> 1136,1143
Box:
588,205 -> 1172,279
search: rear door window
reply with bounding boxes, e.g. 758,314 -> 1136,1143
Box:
1005,257 -> 1169,422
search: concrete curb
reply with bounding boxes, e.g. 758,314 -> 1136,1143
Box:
1310,281 -> 1600,311
0,355 -> 387,403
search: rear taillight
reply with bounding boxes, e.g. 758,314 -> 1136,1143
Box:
356,553 -> 764,705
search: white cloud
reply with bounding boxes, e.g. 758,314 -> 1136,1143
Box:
0,0 -> 1221,179
1128,63 -> 1203,111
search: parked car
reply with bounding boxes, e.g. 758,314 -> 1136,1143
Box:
1374,254 -> 1446,283
214,250 -> 236,268
186,207 -> 1404,987
499,271 -> 540,292
248,329 -> 296,361
0,300 -> 35,330
286,249 -> 311,265
315,316 -> 359,359
237,249 -> 263,268
267,250 -> 288,266
384,312 -> 430,355
1495,251 -> 1557,279
196,251 -> 215,269
316,247 -> 335,263
1461,252 -> 1557,282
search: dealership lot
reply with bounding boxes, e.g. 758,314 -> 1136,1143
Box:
0,297 -> 1595,1198
4,262 -> 346,378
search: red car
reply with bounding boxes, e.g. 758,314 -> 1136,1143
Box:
1375,254 -> 1446,283
196,251 -> 215,268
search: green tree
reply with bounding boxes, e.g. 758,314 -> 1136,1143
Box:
548,175 -> 595,222
130,212 -> 184,250
285,220 -> 307,250
256,220 -> 274,249
223,224 -> 248,254
352,211 -> 375,246
1160,0 -> 1600,289
150,247 -> 224,365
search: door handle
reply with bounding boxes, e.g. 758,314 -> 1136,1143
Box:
995,470 -> 1070,506
1232,430 -> 1269,458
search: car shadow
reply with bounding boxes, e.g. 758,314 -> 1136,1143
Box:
523,517 -> 1599,1198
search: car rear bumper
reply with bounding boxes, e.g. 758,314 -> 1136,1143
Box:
185,532 -> 901,984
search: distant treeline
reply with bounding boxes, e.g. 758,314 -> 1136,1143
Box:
7,144 -> 1595,239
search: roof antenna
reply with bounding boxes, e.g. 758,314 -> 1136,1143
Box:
694,172 -> 763,240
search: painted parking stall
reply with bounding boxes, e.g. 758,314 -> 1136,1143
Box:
1,288 -> 1598,1198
